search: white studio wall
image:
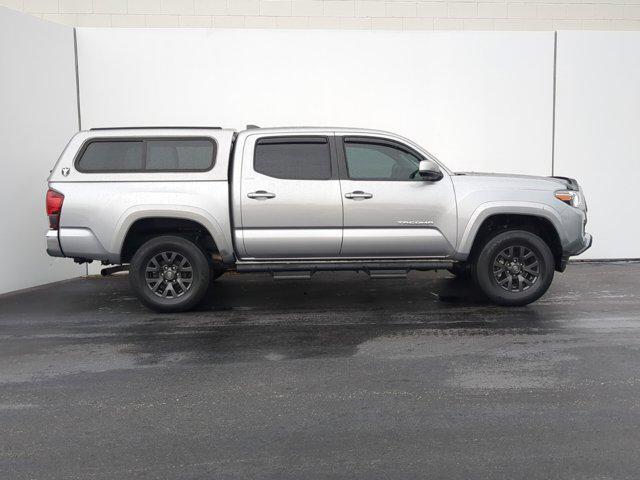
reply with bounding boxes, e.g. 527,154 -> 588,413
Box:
75,27 -> 640,260
76,29 -> 555,177
555,31 -> 640,260
0,8 -> 85,294
2,20 -> 635,295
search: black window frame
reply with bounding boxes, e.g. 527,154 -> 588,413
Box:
74,136 -> 217,173
252,135 -> 338,181
337,136 -> 426,182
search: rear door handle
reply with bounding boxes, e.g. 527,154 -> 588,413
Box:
247,190 -> 276,200
345,191 -> 373,200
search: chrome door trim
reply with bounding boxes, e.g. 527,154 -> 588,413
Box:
247,190 -> 276,199
344,191 -> 373,200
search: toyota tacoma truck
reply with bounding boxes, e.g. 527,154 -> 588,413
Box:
46,126 -> 592,312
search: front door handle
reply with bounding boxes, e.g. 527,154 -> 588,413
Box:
345,191 -> 373,200
247,190 -> 276,200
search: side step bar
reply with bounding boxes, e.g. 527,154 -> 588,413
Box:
236,260 -> 453,278
369,270 -> 408,279
272,271 -> 314,280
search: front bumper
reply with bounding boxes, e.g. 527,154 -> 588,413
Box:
573,232 -> 593,256
46,230 -> 64,257
558,232 -> 592,271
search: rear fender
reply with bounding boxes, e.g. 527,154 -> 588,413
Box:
113,205 -> 234,264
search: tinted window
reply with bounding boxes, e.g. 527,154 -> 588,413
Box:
344,140 -> 422,181
77,141 -> 144,172
146,140 -> 215,171
254,137 -> 331,180
77,138 -> 216,172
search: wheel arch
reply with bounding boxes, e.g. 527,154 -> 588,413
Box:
458,204 -> 564,271
114,207 -> 233,264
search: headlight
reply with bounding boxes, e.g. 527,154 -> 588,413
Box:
555,190 -> 583,209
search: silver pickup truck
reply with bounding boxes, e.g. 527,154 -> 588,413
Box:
46,126 -> 592,312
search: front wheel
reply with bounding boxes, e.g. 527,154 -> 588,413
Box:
129,236 -> 211,312
473,230 -> 554,306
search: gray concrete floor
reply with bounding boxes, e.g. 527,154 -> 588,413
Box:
1,263 -> 640,479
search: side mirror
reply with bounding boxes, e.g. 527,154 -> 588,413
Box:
418,159 -> 443,181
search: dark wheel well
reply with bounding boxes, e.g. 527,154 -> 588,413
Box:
469,214 -> 563,271
120,218 -> 219,264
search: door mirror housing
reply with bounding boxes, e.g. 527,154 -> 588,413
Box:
418,160 -> 443,181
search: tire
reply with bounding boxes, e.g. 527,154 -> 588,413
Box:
129,235 -> 211,313
472,230 -> 554,306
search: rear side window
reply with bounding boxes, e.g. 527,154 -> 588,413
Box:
77,141 -> 144,172
254,136 -> 331,180
146,140 -> 214,171
76,138 -> 216,173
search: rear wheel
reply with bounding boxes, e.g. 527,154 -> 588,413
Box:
473,230 -> 554,306
130,235 -> 210,312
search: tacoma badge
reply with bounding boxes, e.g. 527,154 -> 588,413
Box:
397,220 -> 434,225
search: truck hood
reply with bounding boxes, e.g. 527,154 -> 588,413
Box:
454,171 -> 578,191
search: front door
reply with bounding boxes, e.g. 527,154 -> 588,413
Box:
239,133 -> 343,258
338,135 -> 457,258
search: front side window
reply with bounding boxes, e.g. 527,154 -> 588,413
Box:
344,138 -> 422,181
76,138 -> 216,172
254,136 -> 331,180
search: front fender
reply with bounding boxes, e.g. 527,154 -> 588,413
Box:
113,205 -> 234,264
455,201 -> 565,258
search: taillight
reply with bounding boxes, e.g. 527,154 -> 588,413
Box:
46,189 -> 64,230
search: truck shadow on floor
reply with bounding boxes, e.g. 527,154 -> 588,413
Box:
197,271 -> 491,311
114,272 -> 550,366
0,272 -> 551,368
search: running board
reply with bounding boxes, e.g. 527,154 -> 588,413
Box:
236,260 -> 453,276
368,270 -> 408,279
273,271 -> 313,280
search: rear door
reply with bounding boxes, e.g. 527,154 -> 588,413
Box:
238,133 -> 343,258
337,135 -> 457,258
